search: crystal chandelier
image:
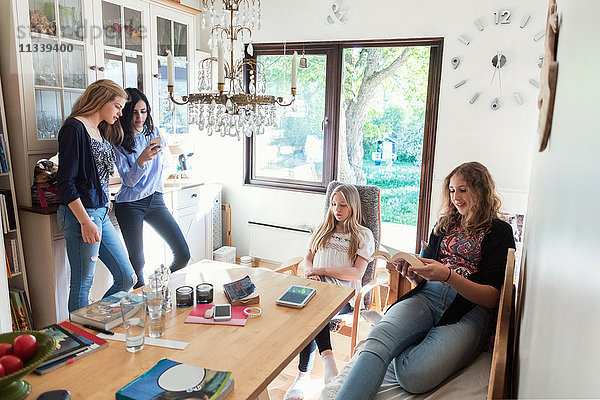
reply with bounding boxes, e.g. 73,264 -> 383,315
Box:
166,0 -> 297,140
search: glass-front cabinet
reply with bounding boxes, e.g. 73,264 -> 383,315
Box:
151,7 -> 193,139
23,0 -> 192,151
93,0 -> 151,92
27,0 -> 90,149
0,0 -> 195,205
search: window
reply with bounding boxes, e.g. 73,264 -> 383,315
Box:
245,39 -> 443,249
244,44 -> 337,192
155,15 -> 190,137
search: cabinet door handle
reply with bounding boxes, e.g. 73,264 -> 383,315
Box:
191,193 -> 198,198
98,66 -> 105,72
153,73 -> 159,78
89,65 -> 96,71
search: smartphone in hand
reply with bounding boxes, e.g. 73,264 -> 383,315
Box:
149,137 -> 162,151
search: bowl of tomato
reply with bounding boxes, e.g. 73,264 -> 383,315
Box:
0,331 -> 55,400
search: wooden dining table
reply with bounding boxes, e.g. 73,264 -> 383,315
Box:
26,260 -> 354,400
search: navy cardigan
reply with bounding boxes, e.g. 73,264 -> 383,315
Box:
395,219 -> 515,326
57,118 -> 109,209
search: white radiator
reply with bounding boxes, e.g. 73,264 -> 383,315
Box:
248,221 -> 312,263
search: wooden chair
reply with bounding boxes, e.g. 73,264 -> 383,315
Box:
277,180 -> 386,355
488,247 -> 516,399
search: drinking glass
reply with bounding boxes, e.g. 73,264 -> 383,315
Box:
143,286 -> 166,338
120,295 -> 146,353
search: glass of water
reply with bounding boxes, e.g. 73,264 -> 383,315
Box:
120,295 -> 146,353
143,285 -> 166,338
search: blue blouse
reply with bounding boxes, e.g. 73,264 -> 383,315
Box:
113,126 -> 167,203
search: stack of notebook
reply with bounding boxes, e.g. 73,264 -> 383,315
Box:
35,321 -> 109,374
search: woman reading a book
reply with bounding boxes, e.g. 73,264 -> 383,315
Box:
108,88 -> 190,288
335,161 -> 515,399
57,79 -> 135,312
284,184 -> 375,400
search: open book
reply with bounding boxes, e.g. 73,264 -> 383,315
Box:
371,245 -> 424,267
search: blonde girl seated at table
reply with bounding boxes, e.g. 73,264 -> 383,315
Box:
284,184 -> 375,400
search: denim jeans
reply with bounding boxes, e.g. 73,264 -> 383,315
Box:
114,192 -> 190,288
299,302 -> 352,372
335,281 -> 491,399
57,205 -> 135,312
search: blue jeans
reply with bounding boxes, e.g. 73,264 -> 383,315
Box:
114,192 -> 190,288
335,281 -> 491,399
57,205 -> 135,312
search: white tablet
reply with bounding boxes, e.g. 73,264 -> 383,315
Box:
275,285 -> 317,308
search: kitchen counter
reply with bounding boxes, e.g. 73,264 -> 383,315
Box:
20,179 -> 204,215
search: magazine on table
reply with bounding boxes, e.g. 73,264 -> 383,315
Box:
116,358 -> 234,400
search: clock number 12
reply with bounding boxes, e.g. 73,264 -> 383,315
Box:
494,10 -> 511,25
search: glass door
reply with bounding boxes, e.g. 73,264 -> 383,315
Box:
27,0 -> 88,150
151,7 -> 193,139
98,0 -> 150,92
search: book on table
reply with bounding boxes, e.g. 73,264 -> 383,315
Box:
35,321 -> 109,374
116,358 -> 234,400
69,291 -> 143,330
223,275 -> 260,306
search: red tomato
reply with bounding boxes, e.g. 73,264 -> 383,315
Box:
0,354 -> 24,375
0,362 -> 5,377
12,334 -> 37,361
0,343 -> 12,357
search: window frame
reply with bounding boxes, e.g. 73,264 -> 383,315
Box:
244,38 -> 443,248
244,43 -> 339,193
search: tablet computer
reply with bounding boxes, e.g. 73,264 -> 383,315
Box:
275,285 -> 316,308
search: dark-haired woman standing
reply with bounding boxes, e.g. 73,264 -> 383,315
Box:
109,88 -> 190,288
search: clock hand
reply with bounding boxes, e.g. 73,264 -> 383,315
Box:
497,51 -> 503,96
490,51 -> 500,85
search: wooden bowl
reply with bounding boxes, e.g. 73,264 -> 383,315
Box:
0,331 -> 56,400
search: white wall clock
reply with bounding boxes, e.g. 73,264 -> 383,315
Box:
452,8 -> 544,111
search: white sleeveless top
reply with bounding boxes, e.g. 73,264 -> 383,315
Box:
310,226 -> 375,304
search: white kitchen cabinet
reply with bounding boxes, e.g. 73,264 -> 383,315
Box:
159,183 -> 222,267
0,0 -> 199,328
19,183 -> 221,328
0,0 -> 197,208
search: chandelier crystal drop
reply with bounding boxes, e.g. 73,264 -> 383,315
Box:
167,0 -> 296,140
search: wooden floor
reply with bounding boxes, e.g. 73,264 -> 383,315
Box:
267,323 -> 373,399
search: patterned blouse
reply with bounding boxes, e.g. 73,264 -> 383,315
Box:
89,137 -> 115,207
439,225 -> 485,279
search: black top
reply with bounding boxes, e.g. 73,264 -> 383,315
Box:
395,219 -> 515,326
57,118 -> 109,209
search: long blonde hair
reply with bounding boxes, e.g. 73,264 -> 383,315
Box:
435,161 -> 502,236
310,184 -> 364,258
68,79 -> 127,144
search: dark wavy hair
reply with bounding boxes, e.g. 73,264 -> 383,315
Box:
435,161 -> 502,236
116,87 -> 155,153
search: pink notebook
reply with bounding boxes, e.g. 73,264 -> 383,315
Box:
184,304 -> 249,326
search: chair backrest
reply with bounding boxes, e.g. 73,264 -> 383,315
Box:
324,181 -> 381,306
